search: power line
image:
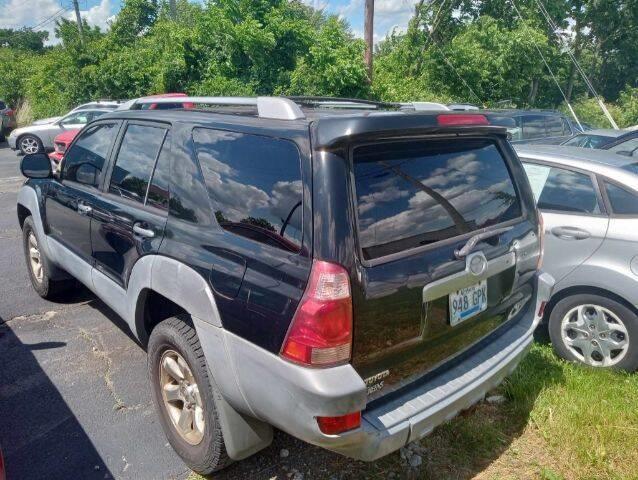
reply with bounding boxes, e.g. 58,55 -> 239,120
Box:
509,0 -> 582,129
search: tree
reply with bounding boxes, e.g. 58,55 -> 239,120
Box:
0,28 -> 48,52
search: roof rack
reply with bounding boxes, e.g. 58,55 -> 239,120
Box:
287,96 -> 401,110
134,96 -> 305,120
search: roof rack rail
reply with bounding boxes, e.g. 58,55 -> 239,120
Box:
287,96 -> 401,110
400,102 -> 451,111
134,96 -> 305,120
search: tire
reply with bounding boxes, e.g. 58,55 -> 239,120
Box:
548,293 -> 638,371
148,315 -> 232,474
22,216 -> 69,299
18,134 -> 43,155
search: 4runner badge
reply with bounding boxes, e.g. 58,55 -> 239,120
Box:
364,370 -> 390,395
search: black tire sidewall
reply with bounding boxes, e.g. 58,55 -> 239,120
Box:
22,216 -> 51,298
19,134 -> 42,155
549,293 -> 638,371
147,316 -> 227,474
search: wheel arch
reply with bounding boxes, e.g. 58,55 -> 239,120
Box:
545,284 -> 638,323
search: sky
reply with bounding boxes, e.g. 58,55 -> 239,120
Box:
0,0 -> 420,45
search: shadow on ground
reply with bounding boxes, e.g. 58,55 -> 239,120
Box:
0,317 -> 113,479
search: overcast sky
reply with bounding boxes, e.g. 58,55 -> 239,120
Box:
0,0 -> 419,45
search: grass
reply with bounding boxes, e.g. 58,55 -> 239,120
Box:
188,342 -> 638,480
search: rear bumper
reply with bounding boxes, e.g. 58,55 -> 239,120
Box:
205,271 -> 554,461
7,135 -> 17,149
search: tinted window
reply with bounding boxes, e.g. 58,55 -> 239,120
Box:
109,124 -> 167,203
605,182 -> 638,215
0,101 -> 6,110
546,116 -> 565,137
63,123 -> 118,187
146,132 -> 171,210
608,137 -> 638,157
523,163 -> 600,214
521,115 -> 546,139
193,129 -> 303,252
562,118 -> 573,136
353,139 -> 521,260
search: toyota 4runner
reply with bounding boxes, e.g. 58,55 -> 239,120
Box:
17,96 -> 553,474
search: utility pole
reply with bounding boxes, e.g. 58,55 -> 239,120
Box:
169,0 -> 177,19
364,0 -> 374,82
71,0 -> 85,46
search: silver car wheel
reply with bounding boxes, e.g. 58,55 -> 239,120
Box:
28,232 -> 43,283
20,136 -> 40,154
561,304 -> 629,367
159,349 -> 205,445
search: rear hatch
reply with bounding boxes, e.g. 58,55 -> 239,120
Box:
349,134 -> 540,400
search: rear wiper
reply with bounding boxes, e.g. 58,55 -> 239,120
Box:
454,226 -> 513,259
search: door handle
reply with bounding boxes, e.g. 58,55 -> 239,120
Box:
551,226 -> 591,240
77,202 -> 92,215
133,223 -> 155,238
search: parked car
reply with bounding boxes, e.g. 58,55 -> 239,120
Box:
8,108 -> 111,155
562,128 -> 638,157
68,100 -> 121,113
0,99 -> 17,142
17,97 -> 552,474
485,110 -> 582,145
48,128 -> 80,166
516,145 -> 638,371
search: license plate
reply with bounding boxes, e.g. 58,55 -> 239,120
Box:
449,280 -> 487,326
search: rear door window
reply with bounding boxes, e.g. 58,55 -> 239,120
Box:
109,124 -> 168,203
352,139 -> 521,260
521,115 -> 546,139
193,128 -> 303,252
522,163 -> 601,214
546,116 -> 565,137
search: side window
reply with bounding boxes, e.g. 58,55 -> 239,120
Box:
63,123 -> 118,187
604,182 -> 638,215
561,118 -> 573,136
608,138 -> 638,157
109,124 -> 167,203
193,128 -> 303,252
522,163 -> 600,214
521,115 -> 546,139
146,132 -> 171,210
60,112 -> 89,125
546,116 -> 564,137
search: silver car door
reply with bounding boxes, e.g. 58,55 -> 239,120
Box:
523,162 -> 609,284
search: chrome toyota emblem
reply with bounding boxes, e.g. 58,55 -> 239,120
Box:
467,252 -> 488,277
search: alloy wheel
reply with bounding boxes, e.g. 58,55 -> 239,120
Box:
28,232 -> 43,284
159,349 -> 205,445
561,304 -> 629,367
20,137 -> 39,154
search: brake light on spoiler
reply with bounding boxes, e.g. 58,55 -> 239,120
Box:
437,114 -> 489,126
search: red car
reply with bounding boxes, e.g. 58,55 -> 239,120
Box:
48,93 -> 194,166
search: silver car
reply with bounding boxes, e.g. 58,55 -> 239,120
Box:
516,145 -> 638,370
8,108 -> 111,155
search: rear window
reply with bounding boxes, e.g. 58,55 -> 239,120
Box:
353,139 -> 522,260
563,134 -> 612,148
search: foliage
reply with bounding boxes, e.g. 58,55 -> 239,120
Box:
0,28 -> 48,51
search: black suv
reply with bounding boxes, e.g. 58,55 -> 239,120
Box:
17,97 -> 553,474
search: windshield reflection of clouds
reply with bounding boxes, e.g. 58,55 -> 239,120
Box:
354,142 -> 520,258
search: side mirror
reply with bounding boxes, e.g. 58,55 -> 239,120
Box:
21,153 -> 52,179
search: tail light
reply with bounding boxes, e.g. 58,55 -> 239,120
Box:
437,114 -> 489,126
537,211 -> 545,269
280,260 -> 353,367
317,412 -> 361,435
6,108 -> 14,117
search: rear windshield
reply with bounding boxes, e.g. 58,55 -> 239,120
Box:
353,139 -> 522,260
563,134 -> 613,148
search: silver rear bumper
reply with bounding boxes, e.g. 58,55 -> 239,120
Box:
197,272 -> 554,461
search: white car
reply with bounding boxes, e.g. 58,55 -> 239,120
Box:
68,100 -> 121,113
8,108 -> 111,155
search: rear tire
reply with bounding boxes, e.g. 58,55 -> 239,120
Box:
22,216 -> 69,299
148,315 -> 232,474
549,293 -> 638,371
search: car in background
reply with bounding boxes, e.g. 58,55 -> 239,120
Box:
516,144 -> 638,371
68,100 -> 121,113
48,128 -> 80,167
487,110 -> 582,145
562,129 -> 638,158
0,100 -> 17,142
116,92 -> 195,111
8,108 -> 111,155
